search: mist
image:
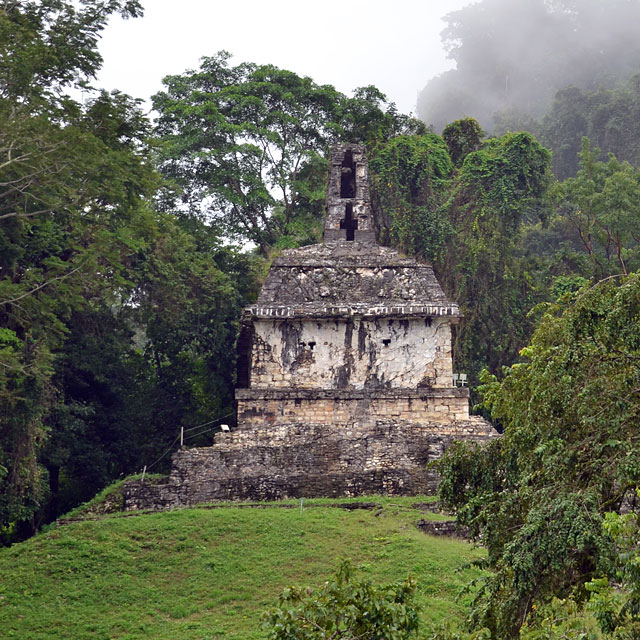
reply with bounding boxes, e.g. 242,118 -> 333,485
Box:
417,0 -> 640,133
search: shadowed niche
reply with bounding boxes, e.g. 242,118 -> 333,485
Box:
340,149 -> 356,198
340,202 -> 358,241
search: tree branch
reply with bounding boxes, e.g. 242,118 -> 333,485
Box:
1,267 -> 81,305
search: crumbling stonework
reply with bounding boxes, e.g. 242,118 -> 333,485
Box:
123,143 -> 498,511
122,418 -> 496,510
417,518 -> 469,539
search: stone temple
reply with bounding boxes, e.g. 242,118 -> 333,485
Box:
124,144 -> 497,510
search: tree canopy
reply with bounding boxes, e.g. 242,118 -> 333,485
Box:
0,4 -> 260,536
153,51 -> 426,255
436,273 -> 640,638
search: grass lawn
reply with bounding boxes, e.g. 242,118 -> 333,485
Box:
0,496 -> 484,639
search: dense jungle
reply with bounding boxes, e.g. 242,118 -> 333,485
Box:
2,1 -> 640,638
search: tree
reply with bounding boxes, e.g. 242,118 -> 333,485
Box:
442,118 -> 484,168
435,273 -> 640,638
537,86 -> 590,179
585,509 -> 640,638
0,0 -> 142,107
0,0 -> 153,534
153,52 -> 425,255
153,52 -> 346,254
437,130 -> 552,379
535,76 -> 640,179
370,134 -> 453,261
39,217 -> 259,517
261,560 -> 419,640
0,91 -> 159,533
552,139 -> 640,278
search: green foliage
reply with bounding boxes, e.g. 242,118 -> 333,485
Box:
34,214 -> 259,517
153,51 -> 423,255
520,598 -> 601,640
339,86 -> 429,151
370,134 -> 453,260
552,139 -> 640,277
153,51 -> 343,253
442,118 -> 484,167
538,76 -> 640,179
0,2 -> 270,538
262,559 -> 419,640
458,132 -> 551,223
0,0 -> 158,532
0,0 -> 142,106
586,508 -> 640,637
438,131 -> 552,378
436,273 -> 640,637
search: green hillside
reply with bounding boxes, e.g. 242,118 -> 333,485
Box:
0,497 -> 483,640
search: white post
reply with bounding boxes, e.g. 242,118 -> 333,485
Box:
180,427 -> 184,447
141,465 -> 147,483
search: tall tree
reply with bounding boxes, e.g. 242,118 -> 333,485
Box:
552,139 -> 640,278
153,52 -> 345,254
153,52 -> 424,254
0,0 -> 153,533
370,134 -> 453,261
537,76 -> 640,178
437,129 -> 552,379
41,217 -> 259,517
436,274 -> 640,638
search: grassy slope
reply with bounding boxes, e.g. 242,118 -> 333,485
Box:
0,497 -> 484,640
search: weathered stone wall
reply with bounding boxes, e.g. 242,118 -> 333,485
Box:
250,316 -> 453,389
121,417 -> 497,510
116,143 -> 500,514
252,243 -> 456,311
237,388 -> 470,426
257,264 -> 449,305
324,144 -> 375,243
417,518 -> 469,538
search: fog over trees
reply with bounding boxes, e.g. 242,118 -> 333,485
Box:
417,0 -> 640,134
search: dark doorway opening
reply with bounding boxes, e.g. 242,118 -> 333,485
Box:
236,323 -> 254,388
340,202 -> 358,241
340,150 -> 356,198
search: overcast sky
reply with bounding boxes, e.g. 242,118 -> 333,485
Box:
97,0 -> 474,116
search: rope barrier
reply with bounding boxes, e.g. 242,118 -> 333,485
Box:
145,434 -> 181,471
182,410 -> 235,434
142,409 -> 236,472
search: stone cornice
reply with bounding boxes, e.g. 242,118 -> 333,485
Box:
244,303 -> 462,320
235,387 -> 470,401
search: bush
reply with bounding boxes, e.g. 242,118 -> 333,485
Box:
261,560 -> 419,640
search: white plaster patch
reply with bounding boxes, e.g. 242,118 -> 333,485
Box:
251,317 -> 452,389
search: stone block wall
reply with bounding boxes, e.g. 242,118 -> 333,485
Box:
324,144 -> 375,243
121,417 -> 498,510
236,388 -> 471,426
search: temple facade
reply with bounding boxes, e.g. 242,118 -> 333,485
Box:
236,144 -> 473,429
122,144 -> 497,510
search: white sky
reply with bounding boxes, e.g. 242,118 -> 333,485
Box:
97,0 -> 474,116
